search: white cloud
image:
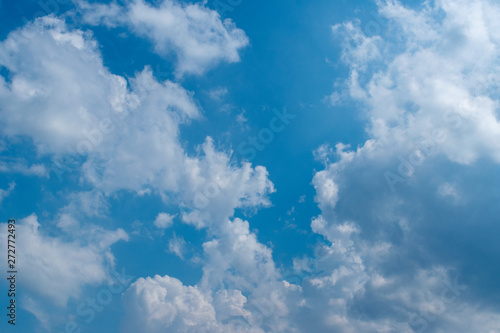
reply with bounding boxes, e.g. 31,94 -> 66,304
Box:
57,213 -> 80,233
0,181 -> 14,204
180,138 -> 275,229
154,212 -> 175,229
208,87 -> 228,101
0,16 -> 136,155
0,16 -> 269,208
13,1 -> 500,332
76,0 -> 249,76
122,217 -> 295,332
60,190 -> 109,218
312,169 -> 339,211
299,0 -> 500,331
336,0 -> 500,165
313,143 -> 335,165
0,19 -> 275,242
0,214 -> 128,307
236,111 -> 248,125
200,218 -> 280,290
168,233 -> 186,259
0,15 -> 284,333
437,182 -> 462,202
0,159 -> 48,177
122,275 -> 218,332
122,274 -> 258,333
332,21 -> 382,66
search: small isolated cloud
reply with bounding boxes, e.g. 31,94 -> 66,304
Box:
168,233 -> 187,259
208,87 -> 228,101
235,110 -> 248,126
154,212 -> 175,229
0,181 -> 15,204
437,182 -> 462,202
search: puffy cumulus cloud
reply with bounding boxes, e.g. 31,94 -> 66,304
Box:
0,16 -> 134,155
200,218 -> 295,332
200,218 -> 280,293
0,16 -> 202,187
116,140 -> 279,332
115,138 -> 281,330
332,0 -> 500,165
85,130 -> 274,226
122,274 -> 259,333
80,66 -> 203,193
88,132 -> 275,229
0,13 -> 274,261
297,0 -> 500,331
122,275 -> 219,333
292,211 -> 500,332
0,13 -> 282,333
180,138 -> 275,229
289,217 -> 391,332
122,274 -> 274,333
154,212 -> 175,229
0,214 -> 128,307
0,9 -> 281,333
0,16 -> 271,208
122,218 -> 298,333
121,169 -> 284,333
76,0 -> 249,76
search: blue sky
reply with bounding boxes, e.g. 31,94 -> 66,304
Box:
1,0 -> 500,332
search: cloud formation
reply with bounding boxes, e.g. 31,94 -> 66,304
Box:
3,0 -> 500,332
0,214 -> 128,307
301,0 -> 500,331
76,0 -> 249,76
